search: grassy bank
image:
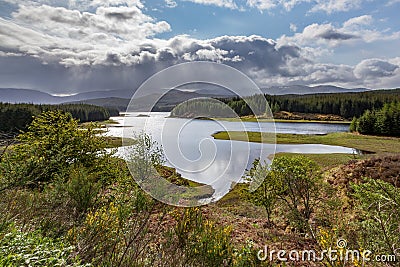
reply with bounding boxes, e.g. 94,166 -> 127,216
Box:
212,131 -> 400,154
80,118 -> 119,128
270,153 -> 364,168
210,117 -> 351,124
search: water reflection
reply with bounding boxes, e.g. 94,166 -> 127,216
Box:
107,112 -> 356,200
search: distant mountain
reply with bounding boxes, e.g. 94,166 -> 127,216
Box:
127,89 -> 209,111
0,88 -> 134,104
0,88 -> 61,104
66,89 -> 133,101
0,85 -> 372,108
66,90 -> 210,112
66,97 -> 131,111
262,85 -> 370,95
176,83 -> 237,97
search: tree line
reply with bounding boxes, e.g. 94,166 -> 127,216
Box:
264,89 -> 400,119
171,89 -> 400,119
350,101 -> 400,137
0,103 -> 119,133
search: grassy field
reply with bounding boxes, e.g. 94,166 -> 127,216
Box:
79,118 -> 119,128
214,130 -> 400,169
270,152 -> 365,168
211,117 -> 351,124
212,131 -> 400,155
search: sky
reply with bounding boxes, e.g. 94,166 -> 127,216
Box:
0,0 -> 399,95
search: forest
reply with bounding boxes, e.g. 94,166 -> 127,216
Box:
171,89 -> 400,119
264,89 -> 400,118
350,101 -> 400,137
171,89 -> 400,120
0,103 -> 119,132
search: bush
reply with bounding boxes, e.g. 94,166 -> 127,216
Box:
246,156 -> 323,234
164,208 -> 234,266
0,110 -> 112,190
352,178 -> 400,259
242,159 -> 277,224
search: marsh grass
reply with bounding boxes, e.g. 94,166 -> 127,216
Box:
213,131 -> 400,154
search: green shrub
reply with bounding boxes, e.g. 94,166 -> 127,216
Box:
0,225 -> 86,266
246,156 -> 323,234
0,110 -> 112,190
352,178 -> 400,258
64,166 -> 101,213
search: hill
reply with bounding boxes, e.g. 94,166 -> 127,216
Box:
262,85 -> 369,95
0,85 -> 373,105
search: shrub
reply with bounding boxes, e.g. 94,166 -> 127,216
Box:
164,207 -> 234,266
352,178 -> 400,259
0,110 -> 112,190
246,156 -> 323,234
0,225 -> 86,266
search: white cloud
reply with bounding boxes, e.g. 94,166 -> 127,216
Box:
279,15 -> 400,50
246,0 -> 277,10
245,0 -> 366,13
2,0 -> 144,11
165,0 -> 178,8
278,23 -> 359,49
342,15 -> 373,29
310,0 -> 362,14
0,3 -> 171,65
354,58 -> 399,79
1,1 -> 400,90
184,0 -> 238,9
290,23 -> 297,32
387,0 -> 400,5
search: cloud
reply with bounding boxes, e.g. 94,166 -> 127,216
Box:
165,0 -> 178,8
342,14 -> 373,29
354,58 -> 399,79
310,0 -> 362,14
278,15 -> 400,50
278,23 -> 359,49
246,0 -> 277,10
386,0 -> 400,5
184,0 -> 238,9
1,2 -> 400,92
0,4 -> 171,66
3,0 -> 144,10
245,0 -> 364,13
289,23 -> 297,32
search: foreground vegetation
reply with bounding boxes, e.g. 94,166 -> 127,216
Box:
0,103 -> 119,133
1,110 -> 400,266
0,111 -> 261,266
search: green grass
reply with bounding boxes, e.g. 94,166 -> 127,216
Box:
79,119 -> 119,128
212,131 -> 400,154
104,136 -> 136,148
210,117 -> 351,124
102,119 -> 119,124
270,153 -> 364,169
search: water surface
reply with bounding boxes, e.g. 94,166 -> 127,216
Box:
106,112 -> 353,200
